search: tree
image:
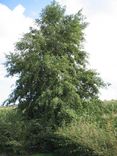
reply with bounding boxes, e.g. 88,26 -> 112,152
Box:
5,1 -> 104,126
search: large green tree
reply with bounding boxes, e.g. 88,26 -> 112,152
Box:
5,1 -> 104,125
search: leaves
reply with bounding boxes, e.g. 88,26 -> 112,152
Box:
5,1 -> 104,126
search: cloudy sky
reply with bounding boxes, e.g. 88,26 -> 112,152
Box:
0,0 -> 117,104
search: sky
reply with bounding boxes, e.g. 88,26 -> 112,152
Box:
0,0 -> 117,104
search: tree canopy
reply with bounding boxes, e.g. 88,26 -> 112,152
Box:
5,1 -> 104,126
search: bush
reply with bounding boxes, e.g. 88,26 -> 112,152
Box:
0,107 -> 26,155
1,100 -> 117,156
54,119 -> 117,156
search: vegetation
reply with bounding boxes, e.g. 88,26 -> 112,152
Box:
31,154 -> 54,156
0,107 -> 26,155
5,1 -> 104,124
1,100 -> 117,155
1,1 -> 117,156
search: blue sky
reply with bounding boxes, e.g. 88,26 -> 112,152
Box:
0,0 -> 117,104
0,0 -> 110,17
0,0 -> 51,17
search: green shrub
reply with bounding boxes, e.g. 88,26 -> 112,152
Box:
55,118 -> 117,156
1,100 -> 117,156
0,107 -> 26,155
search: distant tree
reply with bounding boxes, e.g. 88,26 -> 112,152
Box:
5,1 -> 104,126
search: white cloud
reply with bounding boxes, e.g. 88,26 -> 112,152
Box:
0,3 -> 34,57
0,3 -> 34,104
85,1 -> 117,100
57,0 -> 84,14
57,0 -> 117,100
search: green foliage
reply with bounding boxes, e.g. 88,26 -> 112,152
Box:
3,1 -> 116,156
0,107 -> 26,155
5,1 -> 104,127
51,100 -> 117,156
24,119 -> 55,153
31,154 -> 55,156
55,121 -> 117,156
24,100 -> 117,156
1,100 -> 117,155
